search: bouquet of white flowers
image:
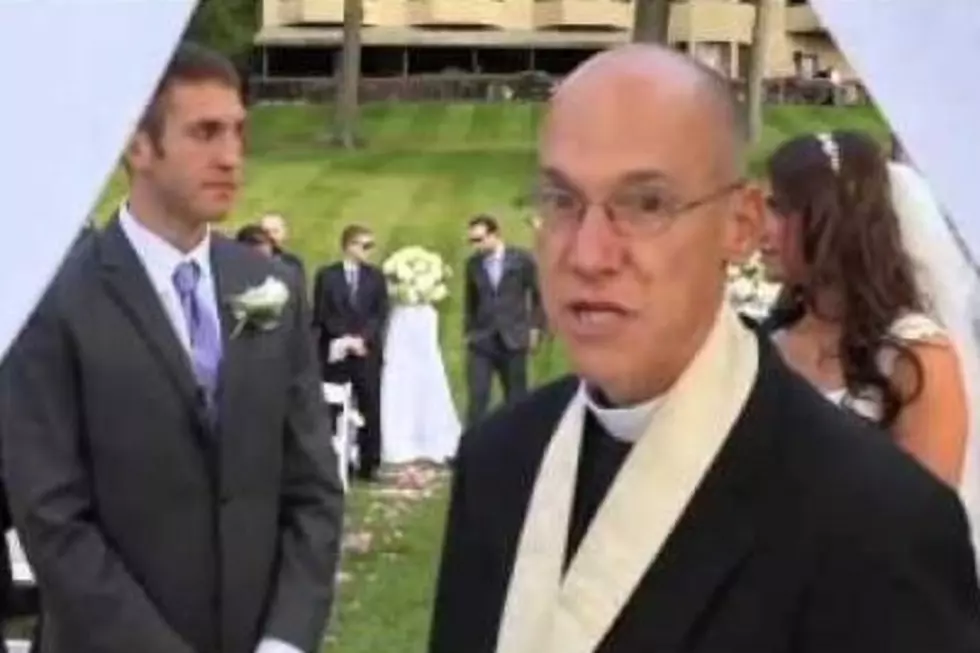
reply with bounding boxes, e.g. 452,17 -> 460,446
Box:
725,252 -> 782,320
382,246 -> 452,306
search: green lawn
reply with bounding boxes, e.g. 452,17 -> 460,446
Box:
94,101 -> 886,653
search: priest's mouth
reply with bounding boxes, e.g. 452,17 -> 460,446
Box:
566,301 -> 633,333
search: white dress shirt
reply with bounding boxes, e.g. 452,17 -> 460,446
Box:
119,204 -> 302,653
343,259 -> 359,291
484,245 -> 505,287
584,385 -> 662,443
118,202 -> 219,354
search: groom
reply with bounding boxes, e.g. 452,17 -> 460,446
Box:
429,45 -> 980,653
0,44 -> 343,653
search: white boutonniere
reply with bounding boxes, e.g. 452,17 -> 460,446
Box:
228,276 -> 290,338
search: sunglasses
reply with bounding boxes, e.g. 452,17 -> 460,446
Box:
468,236 -> 485,245
358,240 -> 375,251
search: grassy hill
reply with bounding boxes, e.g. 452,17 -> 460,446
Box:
94,102 -> 886,652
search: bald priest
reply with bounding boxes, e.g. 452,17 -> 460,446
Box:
427,45 -> 980,653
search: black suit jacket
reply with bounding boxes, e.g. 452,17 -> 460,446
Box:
464,247 -> 544,352
0,219 -> 344,653
274,248 -> 307,298
430,334 -> 980,653
311,261 -> 389,375
275,248 -> 305,280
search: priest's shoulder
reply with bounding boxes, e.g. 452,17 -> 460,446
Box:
459,375 -> 579,463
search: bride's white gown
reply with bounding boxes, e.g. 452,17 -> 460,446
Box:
774,311 -> 980,564
381,304 -> 461,464
805,313 -> 943,422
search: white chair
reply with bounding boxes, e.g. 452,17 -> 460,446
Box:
7,531 -> 33,586
322,382 -> 363,491
6,532 -> 35,653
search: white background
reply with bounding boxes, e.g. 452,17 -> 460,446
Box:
0,0 -> 197,359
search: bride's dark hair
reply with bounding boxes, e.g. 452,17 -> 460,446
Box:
765,130 -> 925,427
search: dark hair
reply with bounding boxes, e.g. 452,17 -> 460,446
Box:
236,224 -> 273,247
766,130 -> 925,427
340,224 -> 372,249
469,214 -> 500,234
138,42 -> 241,150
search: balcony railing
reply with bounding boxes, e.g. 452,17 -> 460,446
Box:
292,0 -> 406,26
248,73 -> 869,106
406,0 -> 504,28
534,0 -> 632,30
295,0 -> 343,23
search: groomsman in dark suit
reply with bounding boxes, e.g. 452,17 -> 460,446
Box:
312,225 -> 390,482
236,223 -> 276,258
0,43 -> 343,653
464,215 -> 545,426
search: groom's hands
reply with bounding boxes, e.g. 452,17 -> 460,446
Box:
346,335 -> 368,357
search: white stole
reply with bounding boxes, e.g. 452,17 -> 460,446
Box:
495,304 -> 759,653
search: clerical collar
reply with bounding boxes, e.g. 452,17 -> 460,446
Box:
583,384 -> 662,444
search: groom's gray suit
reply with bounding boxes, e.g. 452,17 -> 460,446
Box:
0,218 -> 344,653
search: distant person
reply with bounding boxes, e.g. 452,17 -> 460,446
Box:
236,223 -> 275,258
312,225 -> 390,483
260,213 -> 305,280
463,214 -> 544,426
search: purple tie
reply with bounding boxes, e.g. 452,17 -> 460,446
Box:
172,261 -> 223,417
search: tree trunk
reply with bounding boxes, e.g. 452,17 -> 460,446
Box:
746,0 -> 776,144
332,0 -> 363,148
632,0 -> 671,44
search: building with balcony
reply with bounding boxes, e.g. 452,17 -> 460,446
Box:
254,0 -> 849,81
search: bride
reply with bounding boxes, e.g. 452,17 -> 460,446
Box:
759,130 -> 979,510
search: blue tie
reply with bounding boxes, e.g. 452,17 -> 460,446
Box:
172,261 -> 223,417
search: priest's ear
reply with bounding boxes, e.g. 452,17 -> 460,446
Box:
722,182 -> 764,267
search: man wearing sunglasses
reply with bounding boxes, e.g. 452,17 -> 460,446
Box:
312,224 -> 389,482
464,214 -> 545,427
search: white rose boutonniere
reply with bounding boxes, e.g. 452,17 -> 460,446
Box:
228,276 -> 290,338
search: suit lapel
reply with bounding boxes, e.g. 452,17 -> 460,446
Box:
98,219 -> 206,427
210,237 -> 255,432
628,343 -> 782,651
501,249 -> 520,282
331,264 -> 356,311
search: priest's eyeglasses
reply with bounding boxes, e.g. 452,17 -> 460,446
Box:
530,179 -> 746,237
